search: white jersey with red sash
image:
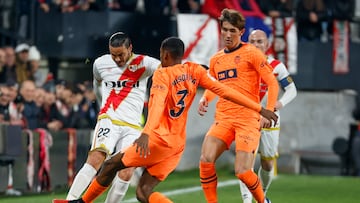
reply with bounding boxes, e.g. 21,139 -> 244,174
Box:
91,53 -> 160,154
94,53 -> 160,127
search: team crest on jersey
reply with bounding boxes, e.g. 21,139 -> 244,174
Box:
128,65 -> 141,72
234,55 -> 241,64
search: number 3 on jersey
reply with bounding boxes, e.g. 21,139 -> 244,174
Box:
170,89 -> 188,118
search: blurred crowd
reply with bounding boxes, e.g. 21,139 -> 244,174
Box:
0,44 -> 99,131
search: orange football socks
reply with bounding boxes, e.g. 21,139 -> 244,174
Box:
81,179 -> 108,203
149,192 -> 173,203
236,170 -> 265,203
200,162 -> 218,203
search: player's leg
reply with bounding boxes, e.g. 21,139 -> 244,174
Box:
105,126 -> 141,203
239,180 -> 252,203
239,149 -> 257,203
81,151 -> 128,203
138,143 -> 182,203
258,124 -> 280,195
200,122 -> 232,203
67,119 -> 116,200
66,151 -> 105,200
234,119 -> 266,203
135,169 -> 163,203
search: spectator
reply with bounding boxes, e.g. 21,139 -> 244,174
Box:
14,43 -> 32,83
3,46 -> 17,84
6,80 -> 24,126
324,0 -> 355,40
0,48 -> 6,83
28,45 -> 46,87
0,84 -> 22,196
170,0 -> 201,14
19,80 -> 40,130
296,0 -> 328,41
81,82 -> 99,128
0,85 -> 11,123
257,0 -> 294,18
68,85 -> 91,129
38,90 -> 64,131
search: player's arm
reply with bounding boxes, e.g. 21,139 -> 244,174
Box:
254,52 -> 279,111
93,60 -> 102,105
275,64 -> 297,109
198,63 -> 217,115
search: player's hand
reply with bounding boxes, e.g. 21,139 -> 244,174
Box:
259,107 -> 278,127
134,133 -> 150,158
259,116 -> 271,128
198,97 -> 208,116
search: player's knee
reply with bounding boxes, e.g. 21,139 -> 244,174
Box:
118,167 -> 135,181
86,151 -> 106,168
261,159 -> 274,171
199,154 -> 213,163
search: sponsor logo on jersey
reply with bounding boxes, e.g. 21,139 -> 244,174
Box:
218,68 -> 237,81
104,80 -> 140,88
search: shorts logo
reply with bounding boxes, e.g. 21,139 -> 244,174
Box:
218,68 -> 237,81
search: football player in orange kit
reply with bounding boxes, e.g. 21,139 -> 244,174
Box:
198,8 -> 279,203
53,36 -> 277,203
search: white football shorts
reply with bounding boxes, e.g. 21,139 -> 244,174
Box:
90,118 -> 141,156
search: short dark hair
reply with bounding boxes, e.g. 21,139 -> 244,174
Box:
218,8 -> 246,30
109,32 -> 132,48
161,37 -> 184,59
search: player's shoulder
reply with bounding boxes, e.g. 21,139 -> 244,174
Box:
94,54 -> 112,65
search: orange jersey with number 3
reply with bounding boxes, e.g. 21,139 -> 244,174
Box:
142,62 -> 262,148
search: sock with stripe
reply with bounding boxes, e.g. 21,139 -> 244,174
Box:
236,170 -> 265,203
149,192 -> 173,203
200,162 -> 218,203
81,179 -> 108,203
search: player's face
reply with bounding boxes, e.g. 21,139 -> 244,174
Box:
248,32 -> 268,53
221,21 -> 243,50
109,44 -> 132,67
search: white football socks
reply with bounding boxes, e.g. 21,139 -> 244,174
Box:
66,163 -> 97,200
258,166 -> 274,195
239,180 -> 253,203
105,176 -> 130,203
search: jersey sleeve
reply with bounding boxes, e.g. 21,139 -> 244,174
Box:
197,65 -> 262,112
143,56 -> 161,76
142,70 -> 168,135
252,50 -> 279,111
93,58 -> 102,81
274,61 -> 297,107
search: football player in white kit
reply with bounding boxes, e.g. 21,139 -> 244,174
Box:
66,32 -> 160,202
239,29 -> 297,203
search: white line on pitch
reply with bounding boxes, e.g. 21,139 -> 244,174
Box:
122,179 -> 238,203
